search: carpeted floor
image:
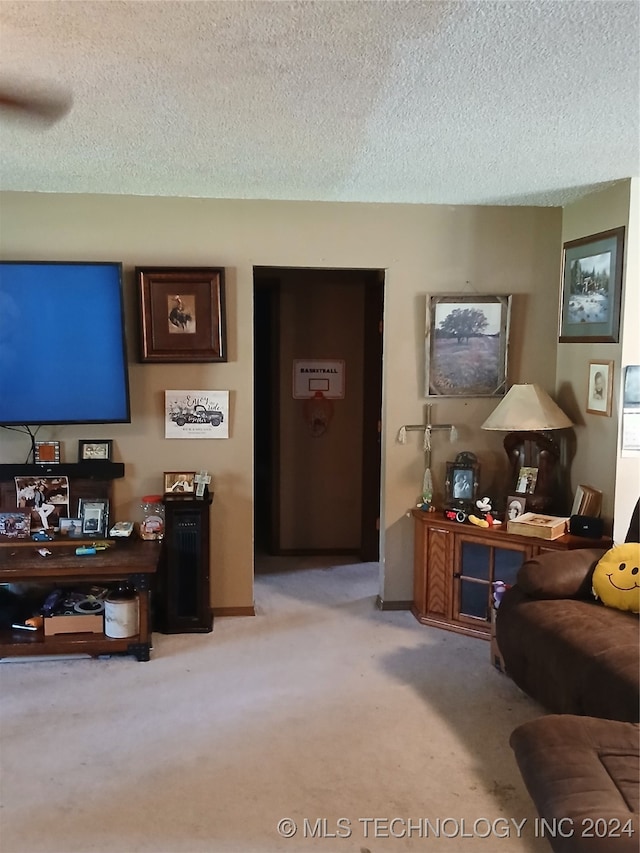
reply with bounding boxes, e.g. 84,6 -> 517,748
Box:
0,558 -> 549,853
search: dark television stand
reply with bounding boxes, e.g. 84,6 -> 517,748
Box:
0,462 -> 159,662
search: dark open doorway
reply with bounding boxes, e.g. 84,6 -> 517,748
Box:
253,267 -> 384,565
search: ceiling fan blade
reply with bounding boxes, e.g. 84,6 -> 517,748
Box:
0,82 -> 72,124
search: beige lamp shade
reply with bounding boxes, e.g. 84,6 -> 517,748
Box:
481,383 -> 573,431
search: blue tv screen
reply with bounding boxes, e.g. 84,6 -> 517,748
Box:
0,261 -> 131,425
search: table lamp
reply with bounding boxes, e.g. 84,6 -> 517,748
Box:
481,383 -> 574,514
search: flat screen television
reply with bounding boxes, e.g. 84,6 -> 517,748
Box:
0,261 -> 131,425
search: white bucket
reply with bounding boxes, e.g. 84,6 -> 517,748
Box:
104,594 -> 139,639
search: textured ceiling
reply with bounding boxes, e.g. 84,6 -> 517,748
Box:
0,0 -> 638,206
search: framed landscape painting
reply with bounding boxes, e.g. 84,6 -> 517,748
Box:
559,227 -> 625,343
425,294 -> 511,397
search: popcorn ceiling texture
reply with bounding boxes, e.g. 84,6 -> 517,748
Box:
0,0 -> 638,206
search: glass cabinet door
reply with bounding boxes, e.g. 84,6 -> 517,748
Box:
458,541 -> 491,620
494,547 -> 524,587
455,537 -> 527,625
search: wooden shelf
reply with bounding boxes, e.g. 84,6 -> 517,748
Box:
0,628 -> 145,659
0,539 -> 160,662
0,462 -> 124,480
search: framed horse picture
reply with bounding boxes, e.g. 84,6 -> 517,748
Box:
137,267 -> 227,363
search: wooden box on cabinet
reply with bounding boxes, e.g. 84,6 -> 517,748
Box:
154,492 -> 213,633
412,509 -> 611,640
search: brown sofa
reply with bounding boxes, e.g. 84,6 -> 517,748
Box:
510,715 -> 639,853
495,546 -> 639,723
499,501 -> 639,852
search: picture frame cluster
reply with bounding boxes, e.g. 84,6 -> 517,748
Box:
559,228 -> 626,421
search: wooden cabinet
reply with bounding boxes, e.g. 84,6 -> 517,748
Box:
0,539 -> 160,661
0,462 -> 160,661
412,510 -> 610,639
154,492 -> 213,633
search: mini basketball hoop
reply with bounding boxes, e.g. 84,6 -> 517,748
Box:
303,391 -> 334,437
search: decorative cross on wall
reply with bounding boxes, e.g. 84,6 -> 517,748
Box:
194,471 -> 211,498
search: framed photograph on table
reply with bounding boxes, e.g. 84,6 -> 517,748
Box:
425,294 -> 511,397
79,499 -> 109,537
445,458 -> 480,509
59,517 -> 83,538
559,228 -> 625,343
0,511 -> 31,540
137,267 -> 227,363
78,439 -> 113,462
516,466 -> 538,494
505,495 -> 527,521
586,360 -> 613,416
164,472 -> 196,494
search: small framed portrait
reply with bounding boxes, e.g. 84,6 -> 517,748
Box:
164,472 -> 196,494
516,466 -> 538,494
78,440 -> 113,462
59,517 -> 83,538
0,511 -> 31,540
586,360 -> 613,417
79,499 -> 109,537
34,441 -> 61,464
505,495 -> 527,521
445,455 -> 480,508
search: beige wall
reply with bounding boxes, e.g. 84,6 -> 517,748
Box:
557,180 -> 635,536
0,193 -> 562,605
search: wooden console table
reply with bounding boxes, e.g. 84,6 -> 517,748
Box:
0,539 -> 161,661
412,509 -> 611,639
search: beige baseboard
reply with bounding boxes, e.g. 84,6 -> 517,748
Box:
213,606 -> 256,617
376,596 -> 412,611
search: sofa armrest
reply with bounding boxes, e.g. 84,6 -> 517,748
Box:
517,548 -> 607,599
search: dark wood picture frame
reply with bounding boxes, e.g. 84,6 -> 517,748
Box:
78,439 -> 113,462
137,266 -> 227,363
559,227 -> 625,343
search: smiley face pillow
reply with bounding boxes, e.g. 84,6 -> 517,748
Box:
592,543 -> 640,613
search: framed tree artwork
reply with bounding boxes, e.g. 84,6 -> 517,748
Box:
425,294 -> 512,397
